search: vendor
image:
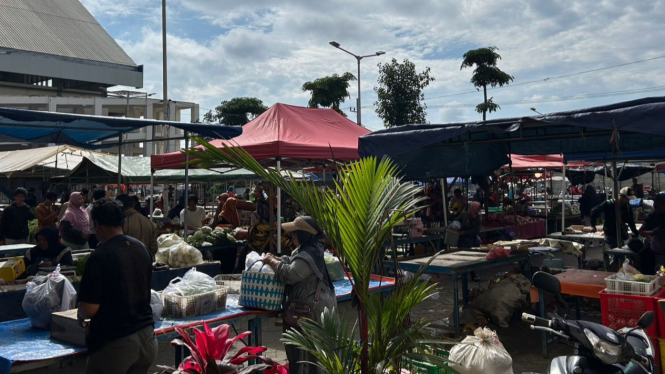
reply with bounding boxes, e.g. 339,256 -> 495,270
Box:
590,187 -> 639,248
578,185 -> 600,226
640,193 -> 665,254
449,188 -> 466,218
251,186 -> 271,225
211,193 -> 229,227
24,228 -> 73,275
425,181 -> 443,221
457,202 -> 482,248
180,194 -> 206,231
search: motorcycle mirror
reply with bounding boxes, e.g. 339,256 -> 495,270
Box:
637,311 -> 654,329
532,271 -> 561,295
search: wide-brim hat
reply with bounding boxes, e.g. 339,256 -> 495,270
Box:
281,216 -> 320,235
619,187 -> 636,200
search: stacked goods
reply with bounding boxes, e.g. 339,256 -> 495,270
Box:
186,226 -> 237,247
162,268 -> 227,318
0,257 -> 26,282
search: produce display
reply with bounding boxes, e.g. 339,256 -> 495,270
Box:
28,219 -> 38,237
186,226 -> 236,247
162,268 -> 227,317
156,233 -> 204,268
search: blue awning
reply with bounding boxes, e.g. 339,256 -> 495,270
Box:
0,108 -> 241,147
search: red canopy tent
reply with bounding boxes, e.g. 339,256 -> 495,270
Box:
507,155 -> 564,170
151,103 -> 371,170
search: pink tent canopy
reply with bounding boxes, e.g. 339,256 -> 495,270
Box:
151,103 -> 371,170
507,155 -> 564,170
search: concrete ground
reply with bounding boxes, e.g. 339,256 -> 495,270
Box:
24,245 -> 605,374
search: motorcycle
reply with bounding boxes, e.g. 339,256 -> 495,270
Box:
524,271 -> 657,374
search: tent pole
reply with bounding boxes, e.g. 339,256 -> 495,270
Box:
117,132 -> 123,196
561,162 -> 566,231
612,154 -> 621,248
508,152 -> 519,238
604,163 -> 608,199
150,169 -> 155,223
277,158 -> 282,254
544,170 -> 548,235
440,178 -> 448,227
183,131 -> 190,238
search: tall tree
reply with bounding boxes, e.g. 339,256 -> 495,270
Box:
460,46 -> 514,121
374,58 -> 434,128
301,72 -> 356,117
203,97 -> 268,126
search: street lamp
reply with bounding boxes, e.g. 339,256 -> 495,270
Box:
329,41 -> 385,126
530,108 -> 543,115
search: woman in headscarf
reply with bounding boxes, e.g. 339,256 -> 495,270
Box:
59,192 -> 90,250
211,193 -> 229,227
263,216 -> 337,374
24,228 -> 73,275
220,197 -> 240,228
457,201 -> 482,249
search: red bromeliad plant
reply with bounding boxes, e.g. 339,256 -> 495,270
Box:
158,323 -> 287,374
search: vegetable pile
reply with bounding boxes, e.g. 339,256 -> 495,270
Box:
156,234 -> 204,268
186,226 -> 236,247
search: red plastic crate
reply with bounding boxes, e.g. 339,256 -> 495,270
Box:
600,290 -> 659,338
655,289 -> 665,338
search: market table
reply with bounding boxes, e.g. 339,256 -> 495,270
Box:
0,276 -> 395,373
386,249 -> 530,337
385,235 -> 441,258
0,244 -> 33,258
529,269 -> 612,357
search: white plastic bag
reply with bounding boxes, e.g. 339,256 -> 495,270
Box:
449,327 -> 513,374
22,265 -> 77,329
245,251 -> 263,270
167,242 -> 203,268
163,267 -> 217,297
158,233 -> 183,248
155,247 -> 170,264
150,290 -> 163,322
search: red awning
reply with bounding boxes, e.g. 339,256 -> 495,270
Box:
151,103 -> 371,170
506,155 -> 564,169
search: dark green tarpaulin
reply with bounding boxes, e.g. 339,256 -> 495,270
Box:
63,154 -> 258,184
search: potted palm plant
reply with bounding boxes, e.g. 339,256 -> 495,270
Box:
184,140 -> 458,374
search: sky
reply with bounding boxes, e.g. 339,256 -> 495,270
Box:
80,0 -> 665,131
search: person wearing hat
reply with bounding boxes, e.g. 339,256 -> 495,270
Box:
590,187 -> 639,248
640,193 -> 665,256
263,216 -> 336,374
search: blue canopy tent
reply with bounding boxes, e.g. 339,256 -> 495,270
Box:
0,108 -> 242,227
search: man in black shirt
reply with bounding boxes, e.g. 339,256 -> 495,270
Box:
78,198 -> 156,374
0,188 -> 35,244
590,187 -> 639,248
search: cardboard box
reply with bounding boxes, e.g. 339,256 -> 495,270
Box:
0,257 -> 25,282
50,309 -> 87,347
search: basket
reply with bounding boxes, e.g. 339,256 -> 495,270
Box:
443,229 -> 459,248
238,261 -> 285,311
600,290 -> 659,338
163,286 -> 228,318
214,274 -> 242,294
604,274 -> 661,296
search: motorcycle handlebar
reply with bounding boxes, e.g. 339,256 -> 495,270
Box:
522,313 -> 551,328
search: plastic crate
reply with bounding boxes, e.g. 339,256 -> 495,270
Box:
654,289 -> 665,339
604,274 -> 661,296
163,286 -> 228,318
214,274 -> 242,294
400,348 -> 453,374
600,290 -> 659,338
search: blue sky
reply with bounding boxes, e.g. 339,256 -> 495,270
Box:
81,0 -> 665,131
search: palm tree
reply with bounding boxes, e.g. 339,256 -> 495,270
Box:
460,47 -> 514,121
302,72 -> 356,117
183,140 -> 458,374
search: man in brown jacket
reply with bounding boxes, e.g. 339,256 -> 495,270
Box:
35,191 -> 59,230
116,194 -> 158,255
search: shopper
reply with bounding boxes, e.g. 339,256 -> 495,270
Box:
24,228 -> 72,275
252,186 -> 271,225
86,189 -> 107,249
590,187 -> 639,248
180,195 -> 206,231
578,185 -> 599,226
25,187 -> 37,208
449,188 -> 466,218
640,193 -> 665,255
0,188 -> 35,244
457,202 -> 482,248
263,216 -> 336,374
59,192 -> 90,250
35,191 -> 59,230
78,198 -> 157,374
117,194 -> 158,255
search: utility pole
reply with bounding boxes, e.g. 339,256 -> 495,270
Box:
162,0 -> 168,153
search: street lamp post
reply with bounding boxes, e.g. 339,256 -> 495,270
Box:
329,41 -> 384,126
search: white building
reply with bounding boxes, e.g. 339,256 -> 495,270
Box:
0,0 -> 199,156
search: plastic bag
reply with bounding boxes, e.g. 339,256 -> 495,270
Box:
472,274 -> 531,328
163,268 -> 218,297
167,242 -> 203,268
486,247 -> 511,260
150,290 -> 163,322
245,251 -> 263,270
22,265 -> 77,329
449,327 -> 513,374
158,233 -> 183,248
155,247 -> 170,264
449,220 -> 461,230
324,252 -> 345,281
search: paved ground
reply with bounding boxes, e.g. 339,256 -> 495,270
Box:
25,245 -> 605,374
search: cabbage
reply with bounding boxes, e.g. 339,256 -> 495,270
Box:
200,226 -> 213,235
193,231 -> 205,240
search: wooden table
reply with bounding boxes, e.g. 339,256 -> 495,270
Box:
387,249 -> 530,337
530,269 -> 612,357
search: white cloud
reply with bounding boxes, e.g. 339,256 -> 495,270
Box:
86,0 -> 665,130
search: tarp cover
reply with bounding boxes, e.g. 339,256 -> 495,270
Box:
506,155 -> 563,170
63,154 -> 258,184
0,108 -> 242,148
0,145 -> 107,175
359,96 -> 665,180
151,103 -> 371,169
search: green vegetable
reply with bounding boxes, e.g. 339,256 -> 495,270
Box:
73,255 -> 89,276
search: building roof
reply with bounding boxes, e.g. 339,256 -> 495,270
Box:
0,0 -> 137,67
